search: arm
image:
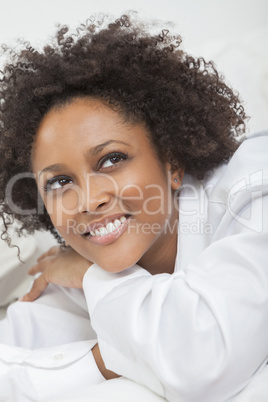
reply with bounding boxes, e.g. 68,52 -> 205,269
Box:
83,215 -> 268,401
92,343 -> 120,380
23,135 -> 268,399
82,138 -> 268,402
21,246 -> 120,380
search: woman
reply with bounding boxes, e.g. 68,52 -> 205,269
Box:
0,14 -> 267,401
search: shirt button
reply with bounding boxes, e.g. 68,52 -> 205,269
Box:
53,353 -> 64,360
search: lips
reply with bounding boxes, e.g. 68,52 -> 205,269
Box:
82,214 -> 131,246
82,214 -> 131,238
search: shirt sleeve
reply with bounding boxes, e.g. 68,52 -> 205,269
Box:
83,144 -> 268,402
0,340 -> 106,400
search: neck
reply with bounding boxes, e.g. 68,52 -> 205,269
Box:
138,217 -> 178,275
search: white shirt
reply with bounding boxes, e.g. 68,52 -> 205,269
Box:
0,132 -> 268,402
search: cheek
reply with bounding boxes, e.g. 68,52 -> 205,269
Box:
118,182 -> 144,213
117,169 -> 170,216
45,191 -> 80,217
43,192 -> 81,236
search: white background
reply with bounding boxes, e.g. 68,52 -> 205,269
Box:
0,0 -> 268,131
0,0 -> 267,52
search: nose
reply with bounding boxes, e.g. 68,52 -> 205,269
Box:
78,173 -> 116,214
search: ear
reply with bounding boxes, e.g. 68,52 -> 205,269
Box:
166,163 -> 184,191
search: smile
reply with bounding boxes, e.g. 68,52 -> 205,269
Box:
89,215 -> 128,237
83,214 -> 131,245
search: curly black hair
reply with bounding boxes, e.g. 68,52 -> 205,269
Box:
0,13 -> 246,242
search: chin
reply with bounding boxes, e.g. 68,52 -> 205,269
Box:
95,258 -> 139,273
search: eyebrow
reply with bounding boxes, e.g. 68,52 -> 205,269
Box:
38,163 -> 66,178
38,140 -> 132,178
87,140 -> 132,157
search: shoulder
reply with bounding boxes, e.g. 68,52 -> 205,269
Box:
228,131 -> 268,175
205,131 -> 268,203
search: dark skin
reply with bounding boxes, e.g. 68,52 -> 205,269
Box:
22,98 -> 183,379
0,15 -> 246,252
92,343 -> 120,380
31,98 -> 182,276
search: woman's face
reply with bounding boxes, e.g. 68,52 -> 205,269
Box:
32,98 -> 182,274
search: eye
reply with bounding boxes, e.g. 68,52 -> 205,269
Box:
44,176 -> 73,192
99,152 -> 128,169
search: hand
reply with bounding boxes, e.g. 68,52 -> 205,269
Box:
20,246 -> 92,302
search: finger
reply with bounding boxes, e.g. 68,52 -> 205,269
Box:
19,274 -> 48,302
37,246 -> 59,262
28,256 -> 53,275
36,250 -> 50,262
37,246 -> 60,262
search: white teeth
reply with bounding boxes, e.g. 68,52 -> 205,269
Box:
106,222 -> 116,233
88,215 -> 129,237
114,219 -> 121,228
99,227 -> 108,236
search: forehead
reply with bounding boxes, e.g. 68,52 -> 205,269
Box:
31,98 -> 154,165
36,98 -> 127,143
